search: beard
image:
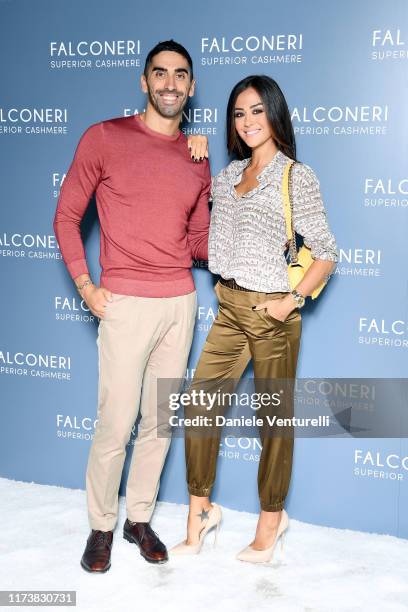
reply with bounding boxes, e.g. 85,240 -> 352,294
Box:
146,85 -> 189,119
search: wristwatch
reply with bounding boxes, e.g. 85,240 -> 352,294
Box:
291,289 -> 305,309
76,278 -> 93,293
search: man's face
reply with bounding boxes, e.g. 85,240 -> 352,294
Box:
141,50 -> 195,119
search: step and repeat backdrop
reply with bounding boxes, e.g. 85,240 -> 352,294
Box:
1,0 -> 407,537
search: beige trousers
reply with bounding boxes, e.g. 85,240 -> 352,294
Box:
86,290 -> 197,531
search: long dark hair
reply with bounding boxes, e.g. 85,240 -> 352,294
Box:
226,75 -> 296,161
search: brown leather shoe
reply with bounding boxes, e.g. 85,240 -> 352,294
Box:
123,520 -> 168,564
80,530 -> 113,573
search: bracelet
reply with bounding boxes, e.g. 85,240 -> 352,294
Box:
76,278 -> 93,293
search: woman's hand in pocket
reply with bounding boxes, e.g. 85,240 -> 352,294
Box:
253,295 -> 296,323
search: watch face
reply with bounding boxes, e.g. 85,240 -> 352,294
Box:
293,293 -> 304,307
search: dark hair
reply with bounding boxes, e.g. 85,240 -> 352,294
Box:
144,40 -> 194,79
226,75 -> 296,161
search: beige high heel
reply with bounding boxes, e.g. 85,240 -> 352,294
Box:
236,509 -> 289,563
170,503 -> 222,555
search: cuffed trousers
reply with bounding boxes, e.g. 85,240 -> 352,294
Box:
86,290 -> 197,531
185,280 -> 302,512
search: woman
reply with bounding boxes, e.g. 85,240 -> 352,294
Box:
171,75 -> 338,563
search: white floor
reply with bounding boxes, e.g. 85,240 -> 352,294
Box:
0,478 -> 407,612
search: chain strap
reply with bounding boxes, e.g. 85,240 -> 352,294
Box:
287,161 -> 298,264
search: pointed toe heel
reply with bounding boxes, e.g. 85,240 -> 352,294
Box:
236,509 -> 289,564
170,503 -> 222,556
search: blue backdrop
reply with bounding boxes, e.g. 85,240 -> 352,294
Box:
1,0 -> 407,538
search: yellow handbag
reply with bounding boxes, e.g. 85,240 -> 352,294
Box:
282,160 -> 326,300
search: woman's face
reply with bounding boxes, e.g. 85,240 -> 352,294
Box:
233,87 -> 274,150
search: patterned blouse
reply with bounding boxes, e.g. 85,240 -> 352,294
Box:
208,149 -> 338,293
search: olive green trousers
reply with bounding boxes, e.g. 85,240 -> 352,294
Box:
184,280 -> 302,512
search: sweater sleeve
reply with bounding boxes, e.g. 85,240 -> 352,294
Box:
291,162 -> 339,269
187,158 -> 211,261
53,122 -> 104,279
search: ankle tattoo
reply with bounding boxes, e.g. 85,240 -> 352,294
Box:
196,508 -> 210,522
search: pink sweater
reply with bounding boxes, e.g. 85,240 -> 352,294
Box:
53,114 -> 211,297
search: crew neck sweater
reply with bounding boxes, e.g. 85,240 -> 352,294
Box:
53,114 -> 211,297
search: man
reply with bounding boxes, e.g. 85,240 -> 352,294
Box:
53,40 -> 211,572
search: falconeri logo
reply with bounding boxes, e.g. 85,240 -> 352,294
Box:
354,448 -> 407,480
49,40 -> 141,69
56,414 -> 98,441
123,108 -> 145,116
55,413 -> 140,441
371,29 -> 407,61
200,33 -> 303,66
220,436 -> 262,462
182,107 -> 218,136
0,107 -> 68,135
193,259 -> 208,269
197,304 -> 217,334
294,379 -> 375,415
358,317 -> 407,349
363,177 -> 408,208
0,232 -> 61,261
52,171 -> 67,198
334,248 -> 382,278
185,368 -> 198,381
123,108 -> 219,135
55,296 -> 96,324
56,413 -> 141,443
292,105 -> 389,136
0,350 -> 72,380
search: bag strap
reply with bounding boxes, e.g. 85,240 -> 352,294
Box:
282,160 -> 298,264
